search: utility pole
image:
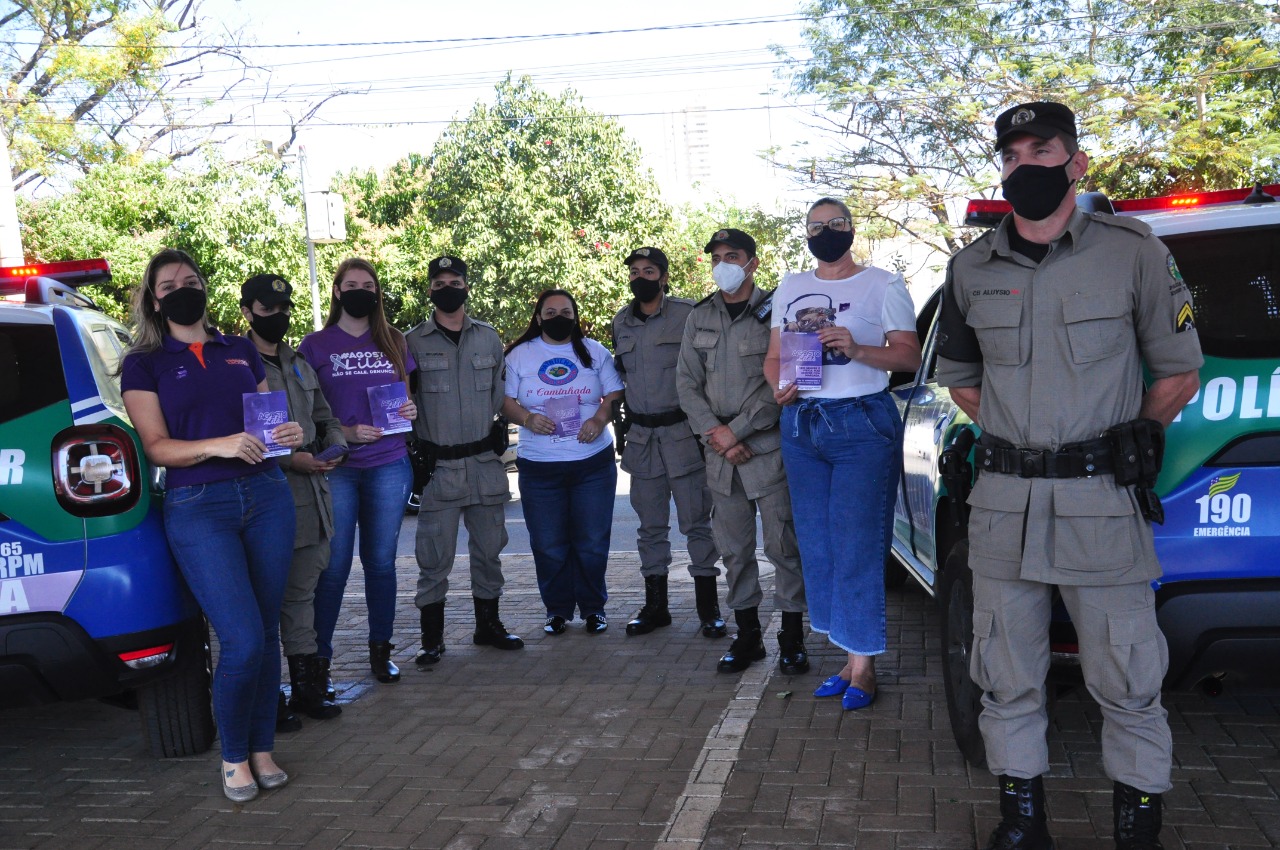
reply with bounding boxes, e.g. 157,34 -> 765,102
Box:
297,146 -> 323,331
0,127 -> 25,265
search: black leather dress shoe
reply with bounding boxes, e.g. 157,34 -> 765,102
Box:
717,629 -> 766,673
544,616 -> 567,635
584,613 -> 608,634
777,631 -> 810,675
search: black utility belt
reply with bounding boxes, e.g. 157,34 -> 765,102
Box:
977,435 -> 1115,479
427,437 -> 492,461
628,408 -> 688,428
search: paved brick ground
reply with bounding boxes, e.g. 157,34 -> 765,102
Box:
1,551 -> 1277,849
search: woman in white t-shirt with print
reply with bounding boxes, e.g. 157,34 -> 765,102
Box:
502,290 -> 625,637
763,198 -> 922,712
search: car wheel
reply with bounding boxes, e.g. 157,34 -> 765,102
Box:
136,619 -> 216,759
884,551 -> 909,589
938,540 -> 987,767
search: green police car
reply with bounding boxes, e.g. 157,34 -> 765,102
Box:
0,260 -> 214,757
888,183 -> 1280,765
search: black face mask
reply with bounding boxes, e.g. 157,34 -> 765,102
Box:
807,228 -> 855,263
629,278 -> 662,303
250,311 -> 291,345
1001,161 -> 1075,221
159,287 -> 207,327
540,315 -> 575,342
429,287 -> 468,314
339,288 -> 378,319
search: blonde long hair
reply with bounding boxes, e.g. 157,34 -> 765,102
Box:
127,248 -> 217,355
325,257 -> 408,383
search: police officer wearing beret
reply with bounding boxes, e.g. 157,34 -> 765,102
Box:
612,247 -> 725,639
406,256 -> 523,666
676,229 -> 808,675
935,102 -> 1202,850
240,274 -> 345,728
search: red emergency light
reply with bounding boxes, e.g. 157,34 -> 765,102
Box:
964,183 -> 1280,227
0,258 -> 112,285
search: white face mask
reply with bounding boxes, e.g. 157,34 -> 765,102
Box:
712,260 -> 747,294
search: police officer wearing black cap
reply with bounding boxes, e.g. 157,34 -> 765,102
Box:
676,229 -> 807,676
612,247 -> 725,639
240,273 -> 346,727
935,102 -> 1202,850
406,256 -> 523,666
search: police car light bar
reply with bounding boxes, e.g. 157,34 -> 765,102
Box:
0,258 -> 112,287
963,183 -> 1280,227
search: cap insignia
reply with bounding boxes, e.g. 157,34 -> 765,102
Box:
637,248 -> 650,256
715,230 -> 729,240
271,279 -> 286,292
439,257 -> 452,268
1011,108 -> 1036,125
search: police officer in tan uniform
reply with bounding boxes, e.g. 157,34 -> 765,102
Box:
935,103 -> 1202,850
407,256 -> 522,665
612,247 -> 725,638
676,229 -> 807,675
240,274 -> 345,725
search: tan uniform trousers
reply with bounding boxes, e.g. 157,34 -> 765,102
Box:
971,574 -> 1172,792
414,502 -> 509,607
711,474 -> 804,613
280,539 -> 330,657
631,470 -> 719,579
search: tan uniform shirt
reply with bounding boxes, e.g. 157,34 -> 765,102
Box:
407,314 -> 510,510
263,342 -> 344,548
612,296 -> 705,480
676,285 -> 786,500
936,209 -> 1204,585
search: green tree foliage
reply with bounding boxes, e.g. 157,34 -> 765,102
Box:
17,152 -> 315,334
665,199 -> 810,300
787,0 -> 1280,258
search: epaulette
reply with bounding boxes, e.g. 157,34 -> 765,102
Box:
1085,210 -> 1152,237
469,318 -> 497,331
954,228 -> 996,258
694,292 -> 716,307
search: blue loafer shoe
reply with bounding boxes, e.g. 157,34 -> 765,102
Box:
842,686 -> 876,711
814,675 -> 851,698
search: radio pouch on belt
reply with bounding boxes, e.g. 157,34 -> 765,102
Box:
1105,418 -> 1166,524
489,417 -> 510,456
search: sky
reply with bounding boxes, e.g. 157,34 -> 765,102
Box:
198,0 -> 826,212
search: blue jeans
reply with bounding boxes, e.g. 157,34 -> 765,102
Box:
517,447 -> 617,620
780,391 -> 903,656
163,469 -> 295,763
314,456 -> 412,657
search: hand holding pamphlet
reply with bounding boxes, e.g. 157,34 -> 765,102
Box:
367,382 -> 413,435
313,443 -> 350,463
779,331 -> 823,391
242,390 -> 291,458
543,395 -> 582,441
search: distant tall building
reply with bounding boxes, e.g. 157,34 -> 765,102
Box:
662,106 -> 711,190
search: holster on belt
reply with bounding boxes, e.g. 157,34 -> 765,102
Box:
488,417 -> 510,456
611,399 -> 628,457
1104,418 -> 1166,524
406,437 -> 438,492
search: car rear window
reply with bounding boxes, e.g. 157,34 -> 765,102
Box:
0,323 -> 69,425
1164,225 -> 1280,359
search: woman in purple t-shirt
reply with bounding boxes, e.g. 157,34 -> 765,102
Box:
297,258 -> 417,689
121,248 -> 303,802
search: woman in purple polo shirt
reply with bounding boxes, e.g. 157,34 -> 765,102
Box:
121,248 -> 303,802
298,258 -> 417,688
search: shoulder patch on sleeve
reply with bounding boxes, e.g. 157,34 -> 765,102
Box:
1176,300 -> 1195,334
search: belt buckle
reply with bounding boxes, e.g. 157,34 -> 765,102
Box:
1017,449 -> 1046,478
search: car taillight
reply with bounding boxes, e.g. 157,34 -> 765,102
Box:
118,643 -> 174,670
52,425 -> 141,516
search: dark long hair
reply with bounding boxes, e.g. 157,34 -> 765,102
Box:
325,257 -> 408,383
504,288 -> 594,368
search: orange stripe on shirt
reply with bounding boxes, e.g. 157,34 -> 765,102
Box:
188,341 -> 206,368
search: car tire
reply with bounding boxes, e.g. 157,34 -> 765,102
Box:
938,540 -> 987,767
884,552 -> 909,589
137,620 -> 215,759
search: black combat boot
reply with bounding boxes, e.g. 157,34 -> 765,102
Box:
288,654 -> 342,719
626,574 -> 673,635
777,611 -> 810,674
983,775 -> 1054,850
693,574 -> 727,637
473,597 -> 524,650
717,607 -> 767,673
415,601 -> 446,665
317,655 -> 336,701
1114,783 -> 1163,850
368,640 -> 400,683
275,689 -> 301,733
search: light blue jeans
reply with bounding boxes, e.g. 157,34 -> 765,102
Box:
163,468 -> 295,763
780,391 -> 903,655
313,455 -> 412,658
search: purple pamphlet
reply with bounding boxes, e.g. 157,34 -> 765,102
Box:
544,395 -> 582,442
780,332 -> 823,390
243,390 -> 291,457
368,382 -> 413,435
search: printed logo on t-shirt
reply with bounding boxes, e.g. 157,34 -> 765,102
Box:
225,358 -> 250,367
538,357 -> 579,386
781,292 -> 850,366
330,351 -> 395,377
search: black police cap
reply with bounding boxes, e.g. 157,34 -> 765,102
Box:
994,101 -> 1077,151
240,273 -> 292,307
428,256 -> 467,280
703,228 -> 756,257
623,246 -> 669,275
